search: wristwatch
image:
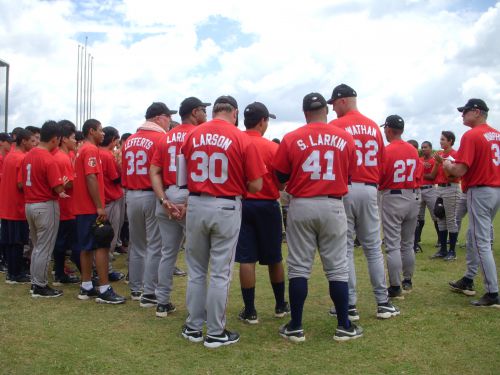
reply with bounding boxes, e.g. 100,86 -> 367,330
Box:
159,197 -> 166,205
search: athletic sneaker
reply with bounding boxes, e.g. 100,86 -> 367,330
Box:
173,267 -> 187,277
470,294 -> 500,307
329,305 -> 360,322
78,286 -> 99,300
204,329 -> 240,348
278,322 -> 305,343
140,294 -> 157,307
449,277 -> 476,296
402,279 -> 413,292
32,285 -> 63,298
108,271 -> 125,282
333,323 -> 364,341
6,274 -> 31,284
430,250 -> 447,259
181,324 -> 204,343
413,243 -> 422,253
388,286 -> 404,300
156,302 -> 176,318
96,286 -> 126,304
274,302 -> 290,318
376,302 -> 400,319
443,251 -> 456,261
130,291 -> 142,301
53,274 -> 80,286
238,308 -> 259,324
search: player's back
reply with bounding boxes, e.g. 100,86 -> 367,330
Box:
0,150 -> 25,220
380,140 -> 420,190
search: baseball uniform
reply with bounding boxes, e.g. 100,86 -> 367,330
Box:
415,156 -> 438,249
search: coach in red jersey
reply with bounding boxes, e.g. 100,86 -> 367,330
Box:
22,121 -> 65,298
150,96 -> 210,318
273,92 -> 362,342
445,99 -> 500,307
327,83 -> 399,321
181,95 -> 265,348
235,102 -> 289,325
379,115 -> 421,299
74,119 -> 125,304
0,130 -> 36,283
123,102 -> 175,306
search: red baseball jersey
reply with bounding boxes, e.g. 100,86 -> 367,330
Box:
434,148 -> 459,184
329,110 -> 385,184
100,148 -> 123,203
455,124 -> 500,192
420,156 -> 436,185
273,122 -> 357,197
244,130 -> 280,200
53,149 -> 75,220
122,130 -> 164,190
0,150 -> 26,220
151,123 -> 196,186
73,142 -> 105,215
379,140 -> 421,190
22,147 -> 62,203
181,119 -> 266,196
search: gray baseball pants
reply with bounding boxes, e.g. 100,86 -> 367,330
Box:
437,183 -> 461,232
344,183 -> 388,305
381,189 -> 418,287
126,190 -> 162,295
26,201 -> 60,287
286,197 -> 348,281
185,195 -> 241,335
105,196 -> 125,253
155,186 -> 188,305
418,186 -> 438,222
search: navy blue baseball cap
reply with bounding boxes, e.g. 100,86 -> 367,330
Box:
214,95 -> 238,109
326,84 -> 357,104
145,102 -> 177,119
457,98 -> 489,113
380,115 -> 404,130
303,93 -> 327,111
179,97 -> 211,117
244,102 -> 276,122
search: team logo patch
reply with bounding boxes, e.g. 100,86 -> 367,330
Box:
88,157 -> 97,167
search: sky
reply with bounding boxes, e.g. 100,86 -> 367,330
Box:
0,0 -> 499,145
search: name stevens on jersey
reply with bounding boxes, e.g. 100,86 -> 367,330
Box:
484,132 -> 500,142
192,133 -> 232,151
124,137 -> 154,150
344,124 -> 377,137
296,134 -> 347,151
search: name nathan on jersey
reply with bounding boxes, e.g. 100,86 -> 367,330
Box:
124,137 -> 154,150
344,124 -> 377,137
484,132 -> 500,142
192,133 -> 232,151
297,134 -> 347,151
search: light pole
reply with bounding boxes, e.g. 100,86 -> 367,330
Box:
0,58 -> 9,132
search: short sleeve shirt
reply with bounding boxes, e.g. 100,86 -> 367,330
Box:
22,147 -> 62,203
379,140 -> 421,190
53,149 -> 75,220
434,149 -> 459,184
99,148 -> 123,203
420,156 -> 436,185
0,150 -> 26,220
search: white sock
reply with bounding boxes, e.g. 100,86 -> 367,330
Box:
99,284 -> 110,294
82,281 -> 93,291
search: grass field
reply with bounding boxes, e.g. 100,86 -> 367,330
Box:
1,214 -> 499,375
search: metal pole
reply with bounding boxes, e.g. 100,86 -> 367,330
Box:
87,53 -> 91,119
76,45 -> 80,129
4,64 -> 8,133
79,45 -> 84,129
89,56 -> 93,119
83,37 -> 87,125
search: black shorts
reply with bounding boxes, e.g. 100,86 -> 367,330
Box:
236,199 -> 283,265
75,214 -> 98,252
0,219 -> 29,245
55,219 -> 76,252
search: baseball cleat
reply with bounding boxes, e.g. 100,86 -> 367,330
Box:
181,325 -> 204,343
449,278 -> 476,296
156,302 -> 176,318
78,286 -> 99,300
32,285 -> 63,298
204,329 -> 240,348
279,322 -> 305,343
238,308 -> 259,324
130,291 -> 142,301
139,294 -> 157,307
470,294 -> 500,308
333,323 -> 364,341
95,286 -> 126,304
329,305 -> 360,321
402,279 -> 413,292
173,267 -> 187,277
376,302 -> 400,319
443,251 -> 456,261
387,286 -> 404,300
430,250 -> 447,259
274,302 -> 290,318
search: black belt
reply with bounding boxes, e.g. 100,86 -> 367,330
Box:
189,192 -> 236,201
130,187 -> 153,191
471,185 -> 489,188
390,189 -> 416,194
348,182 -> 378,188
328,195 -> 342,200
438,183 -> 451,187
166,185 -> 187,189
421,185 -> 433,190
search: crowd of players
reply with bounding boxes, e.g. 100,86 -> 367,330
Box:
0,84 -> 498,348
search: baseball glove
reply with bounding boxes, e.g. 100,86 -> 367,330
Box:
433,197 -> 446,219
92,220 -> 115,249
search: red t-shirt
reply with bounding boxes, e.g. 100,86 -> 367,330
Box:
151,124 -> 196,186
455,124 -> 500,192
244,130 -> 280,200
22,147 -> 62,203
0,150 -> 26,220
329,110 -> 385,184
420,156 -> 436,185
53,149 -> 75,220
181,119 -> 266,196
380,140 -> 421,190
273,122 -> 357,198
99,148 -> 123,203
434,148 -> 458,184
73,142 -> 105,215
122,130 -> 165,190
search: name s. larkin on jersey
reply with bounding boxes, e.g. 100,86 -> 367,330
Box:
166,132 -> 187,144
192,133 -> 232,151
344,124 -> 377,137
124,137 -> 154,150
297,134 -> 347,151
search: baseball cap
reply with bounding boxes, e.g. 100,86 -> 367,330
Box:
380,115 -> 404,130
0,132 -> 13,142
179,97 -> 211,117
326,84 -> 357,104
145,102 -> 177,119
457,98 -> 489,113
303,93 -> 327,111
214,95 -> 238,109
244,102 -> 276,122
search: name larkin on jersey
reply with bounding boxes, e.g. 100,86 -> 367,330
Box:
167,131 -> 187,144
124,137 -> 154,150
192,133 -> 232,151
344,124 -> 377,137
297,134 -> 347,151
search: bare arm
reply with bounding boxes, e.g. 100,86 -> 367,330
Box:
86,174 -> 107,221
443,160 -> 468,178
247,177 -> 263,194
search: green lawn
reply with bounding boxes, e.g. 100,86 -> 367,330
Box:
1,214 -> 499,375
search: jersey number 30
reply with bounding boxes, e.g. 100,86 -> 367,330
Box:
191,151 -> 228,183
